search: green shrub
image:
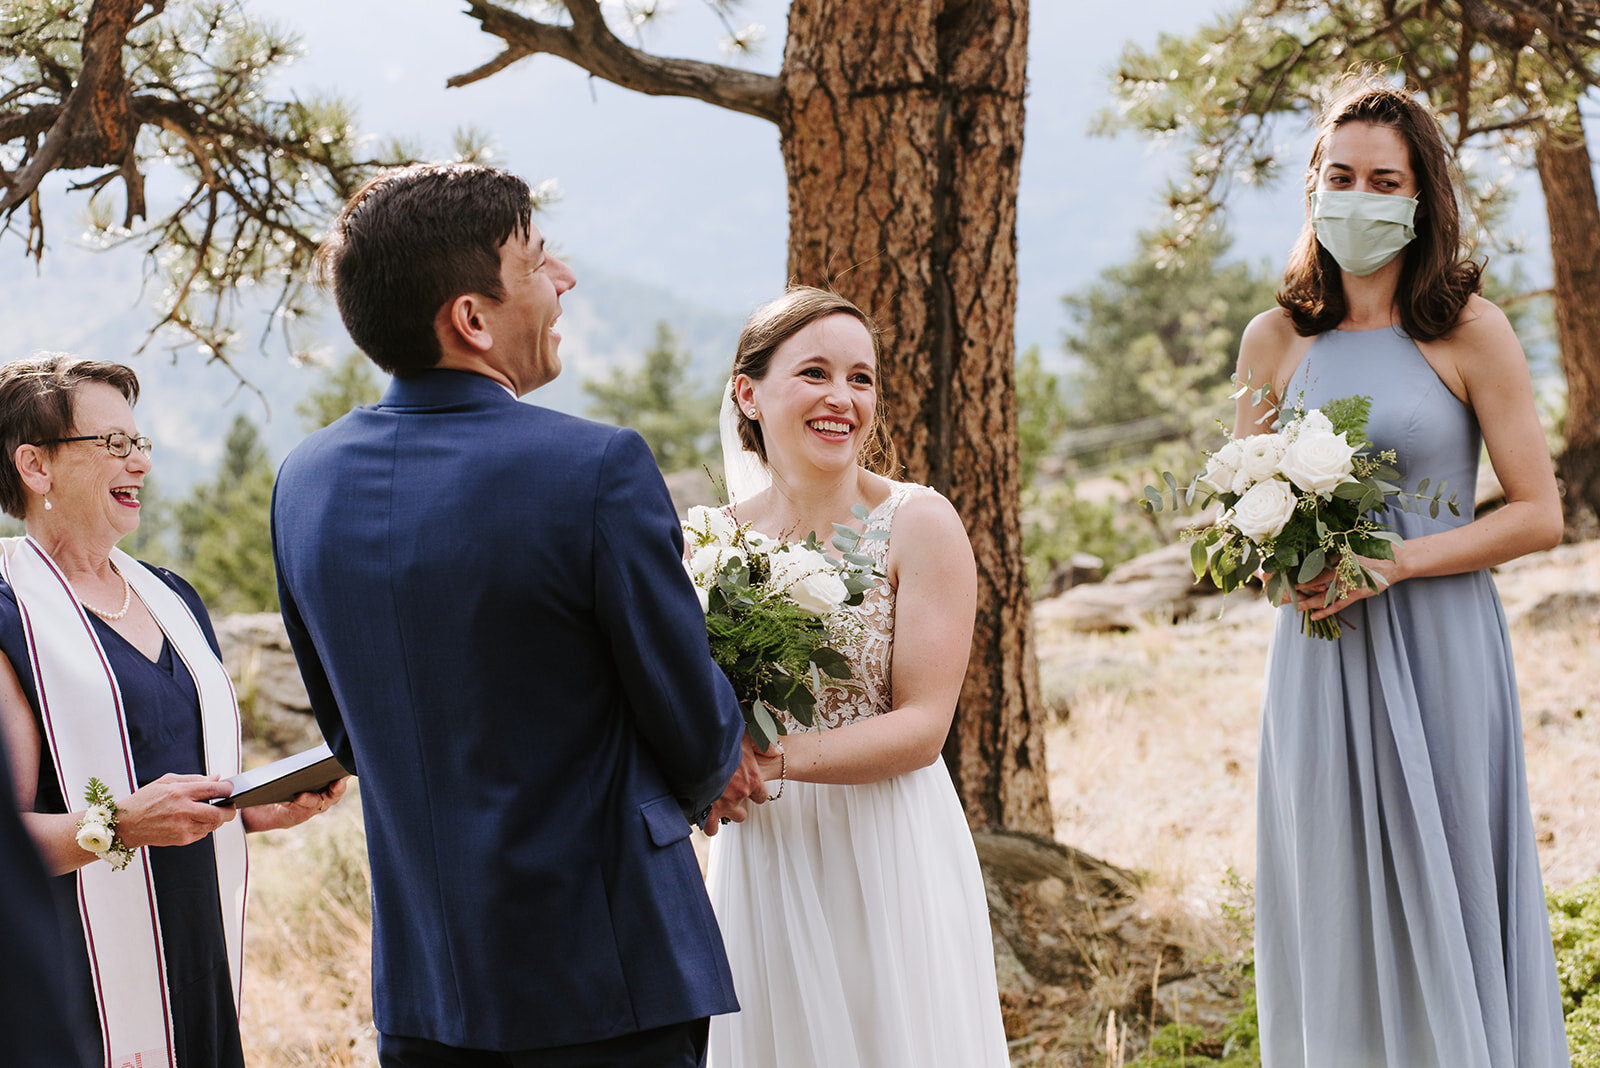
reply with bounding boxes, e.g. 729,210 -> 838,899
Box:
1022,480 -> 1159,596
1129,966 -> 1259,1068
1551,877 -> 1600,1066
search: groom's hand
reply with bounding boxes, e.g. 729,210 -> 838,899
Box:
701,735 -> 771,837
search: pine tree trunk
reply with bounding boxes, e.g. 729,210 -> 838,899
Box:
1535,119 -> 1600,535
778,0 -> 1051,833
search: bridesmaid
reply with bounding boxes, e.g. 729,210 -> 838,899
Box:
1236,78 -> 1568,1065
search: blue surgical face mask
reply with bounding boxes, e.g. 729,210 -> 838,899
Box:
1311,190 -> 1419,276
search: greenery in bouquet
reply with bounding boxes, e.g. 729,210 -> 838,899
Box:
682,505 -> 883,750
1142,386 -> 1459,639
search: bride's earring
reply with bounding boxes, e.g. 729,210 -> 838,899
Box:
43,496 -> 52,511
747,408 -> 759,420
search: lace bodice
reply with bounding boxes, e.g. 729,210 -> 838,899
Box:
787,481 -> 922,732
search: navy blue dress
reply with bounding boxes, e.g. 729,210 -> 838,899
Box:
0,567 -> 245,1068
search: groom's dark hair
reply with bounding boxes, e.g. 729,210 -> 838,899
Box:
316,163 -> 535,377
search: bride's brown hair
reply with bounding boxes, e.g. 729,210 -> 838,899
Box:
729,286 -> 900,477
1278,76 -> 1482,341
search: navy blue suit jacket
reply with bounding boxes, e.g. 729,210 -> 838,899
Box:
271,369 -> 745,1050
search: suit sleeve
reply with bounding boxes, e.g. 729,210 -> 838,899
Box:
271,478 -> 356,774
593,429 -> 744,816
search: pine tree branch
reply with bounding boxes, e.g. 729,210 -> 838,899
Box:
0,0 -> 146,217
447,0 -> 781,124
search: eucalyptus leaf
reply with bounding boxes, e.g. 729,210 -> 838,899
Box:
786,685 -> 816,728
1297,548 -> 1326,583
811,646 -> 853,680
747,701 -> 775,751
1190,539 -> 1208,580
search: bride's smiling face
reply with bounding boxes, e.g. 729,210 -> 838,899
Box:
738,313 -> 877,479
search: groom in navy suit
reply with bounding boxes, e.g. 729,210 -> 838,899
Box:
272,163 -> 764,1067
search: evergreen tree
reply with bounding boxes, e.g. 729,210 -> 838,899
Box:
1060,229 -> 1278,464
583,322 -> 718,474
176,414 -> 277,613
1014,345 -> 1069,487
298,352 -> 385,431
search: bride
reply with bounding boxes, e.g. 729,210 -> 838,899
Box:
705,286 -> 1010,1068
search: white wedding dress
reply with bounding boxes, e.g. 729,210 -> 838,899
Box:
706,481 -> 1011,1068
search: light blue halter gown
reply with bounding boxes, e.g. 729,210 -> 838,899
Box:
1253,326 -> 1570,1067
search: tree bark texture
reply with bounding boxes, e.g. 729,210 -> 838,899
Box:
779,0 -> 1051,833
1535,120 -> 1600,533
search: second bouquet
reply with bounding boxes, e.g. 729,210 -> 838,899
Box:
1145,392 -> 1459,639
681,505 -> 880,750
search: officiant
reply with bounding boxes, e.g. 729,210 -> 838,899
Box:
0,354 -> 346,1068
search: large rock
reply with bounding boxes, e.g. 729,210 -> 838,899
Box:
976,830 -> 1239,1045
212,613 -> 320,758
1034,543 -> 1230,632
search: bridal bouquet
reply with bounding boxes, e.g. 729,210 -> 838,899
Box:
681,505 -> 879,750
1143,392 -> 1458,639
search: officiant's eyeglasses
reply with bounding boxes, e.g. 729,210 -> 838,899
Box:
44,432 -> 154,459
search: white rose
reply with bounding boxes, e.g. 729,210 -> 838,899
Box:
788,570 -> 850,615
767,546 -> 830,590
689,544 -> 743,582
76,821 -> 113,855
84,804 -> 113,825
684,505 -> 739,547
1227,478 -> 1298,541
1238,432 -> 1287,483
1287,409 -> 1333,440
1279,428 -> 1358,495
1199,440 -> 1244,496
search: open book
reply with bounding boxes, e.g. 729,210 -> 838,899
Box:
215,743 -> 347,808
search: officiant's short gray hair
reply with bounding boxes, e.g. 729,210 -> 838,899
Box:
0,354 -> 141,520
730,286 -> 899,478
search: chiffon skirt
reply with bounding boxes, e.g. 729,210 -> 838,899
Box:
706,757 -> 1010,1068
1255,570 -> 1569,1067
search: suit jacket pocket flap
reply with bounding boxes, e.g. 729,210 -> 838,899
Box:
641,795 -> 691,847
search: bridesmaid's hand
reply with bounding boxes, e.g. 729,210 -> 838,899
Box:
241,777 -> 349,833
1295,554 -> 1402,620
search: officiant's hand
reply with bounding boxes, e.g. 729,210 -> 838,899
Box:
117,773 -> 238,849
242,776 -> 349,833
702,735 -> 771,837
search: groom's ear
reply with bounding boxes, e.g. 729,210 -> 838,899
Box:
438,293 -> 494,354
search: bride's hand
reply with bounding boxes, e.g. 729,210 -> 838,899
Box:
702,734 -> 773,836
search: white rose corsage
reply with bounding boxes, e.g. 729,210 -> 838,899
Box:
77,777 -> 135,870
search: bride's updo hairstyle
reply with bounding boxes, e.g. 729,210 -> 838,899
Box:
1278,75 -> 1483,342
730,285 -> 900,477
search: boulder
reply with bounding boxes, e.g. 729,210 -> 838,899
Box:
1034,543 -> 1231,632
212,613 -> 320,758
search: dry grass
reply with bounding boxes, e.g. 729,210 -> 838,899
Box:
240,787 -> 376,1067
1038,539 -> 1600,917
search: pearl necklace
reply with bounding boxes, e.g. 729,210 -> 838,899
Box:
82,561 -> 132,622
